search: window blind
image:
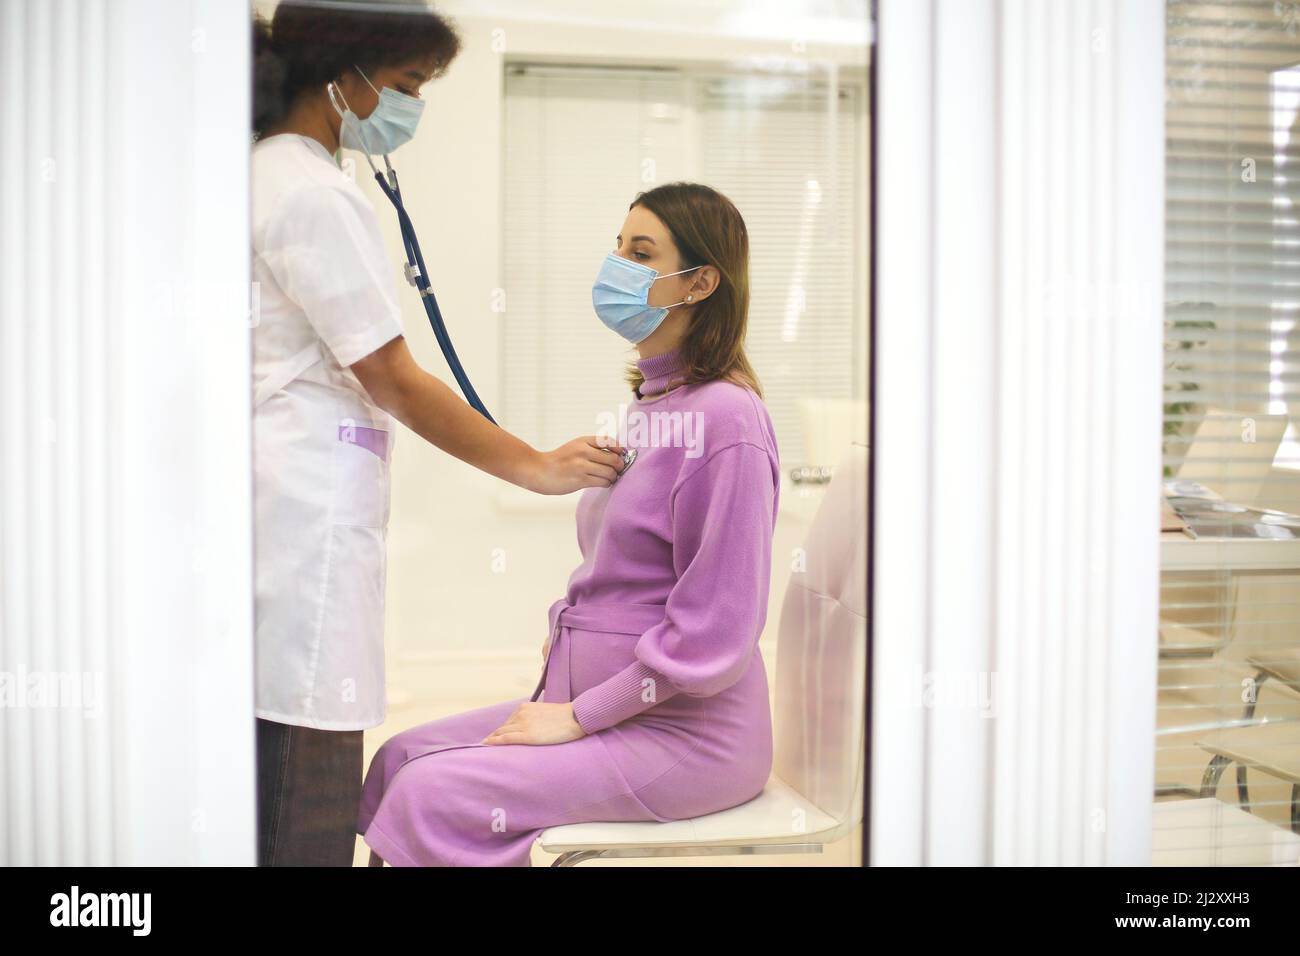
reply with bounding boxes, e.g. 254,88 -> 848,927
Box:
1157,0 -> 1300,865
501,64 -> 865,471
697,76 -> 862,470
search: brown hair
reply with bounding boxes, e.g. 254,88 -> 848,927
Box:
624,182 -> 763,399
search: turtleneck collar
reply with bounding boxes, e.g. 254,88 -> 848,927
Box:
635,347 -> 688,398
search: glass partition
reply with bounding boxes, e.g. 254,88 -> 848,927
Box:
1156,0 -> 1300,865
249,0 -> 870,867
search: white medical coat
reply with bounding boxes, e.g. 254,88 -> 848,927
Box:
251,132 -> 404,730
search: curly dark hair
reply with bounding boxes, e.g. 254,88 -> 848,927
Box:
253,0 -> 461,139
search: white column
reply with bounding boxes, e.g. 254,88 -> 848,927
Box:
872,0 -> 1163,865
0,0 -> 254,865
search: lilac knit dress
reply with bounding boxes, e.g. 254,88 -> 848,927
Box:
356,347 -> 780,866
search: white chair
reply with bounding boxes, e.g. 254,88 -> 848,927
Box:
797,397 -> 868,472
1173,406 -> 1289,508
1197,647 -> 1300,820
538,441 -> 868,866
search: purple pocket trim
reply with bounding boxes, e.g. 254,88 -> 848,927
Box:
338,424 -> 389,461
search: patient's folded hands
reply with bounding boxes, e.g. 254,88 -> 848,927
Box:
480,700 -> 586,746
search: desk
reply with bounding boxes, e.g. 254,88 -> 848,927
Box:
1161,531 -> 1300,573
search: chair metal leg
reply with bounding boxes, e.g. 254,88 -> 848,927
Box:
548,843 -> 825,866
1292,784 -> 1299,836
551,851 -> 607,867
1200,754 -> 1232,798
1230,669 -> 1269,813
1235,764 -> 1251,812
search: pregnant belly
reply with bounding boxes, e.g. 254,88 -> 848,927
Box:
567,628 -> 643,697
562,627 -> 774,807
565,627 -> 703,723
565,627 -> 772,728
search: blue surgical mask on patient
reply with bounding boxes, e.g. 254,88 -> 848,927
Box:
591,253 -> 703,344
328,64 -> 424,156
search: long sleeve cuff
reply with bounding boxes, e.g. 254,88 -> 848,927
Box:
570,659 -> 681,734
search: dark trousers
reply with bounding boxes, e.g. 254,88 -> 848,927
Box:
256,717 -> 364,866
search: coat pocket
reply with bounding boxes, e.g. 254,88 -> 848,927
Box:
332,418 -> 390,528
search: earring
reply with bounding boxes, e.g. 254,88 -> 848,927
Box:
686,295 -> 693,301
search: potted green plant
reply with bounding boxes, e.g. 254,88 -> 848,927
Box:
1163,301 -> 1217,478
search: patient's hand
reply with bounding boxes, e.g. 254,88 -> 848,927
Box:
480,701 -> 585,746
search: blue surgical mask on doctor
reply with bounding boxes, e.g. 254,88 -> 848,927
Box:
327,65 -> 424,156
591,253 -> 704,344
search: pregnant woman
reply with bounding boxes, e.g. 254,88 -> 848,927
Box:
356,182 -> 780,866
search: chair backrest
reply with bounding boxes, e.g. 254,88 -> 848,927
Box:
1175,406 -> 1289,508
796,397 -> 868,472
772,440 -> 868,825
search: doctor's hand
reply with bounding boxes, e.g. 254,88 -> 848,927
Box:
350,337 -> 625,495
526,436 -> 627,495
480,701 -> 586,746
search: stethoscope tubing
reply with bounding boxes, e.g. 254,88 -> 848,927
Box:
372,166 -> 497,425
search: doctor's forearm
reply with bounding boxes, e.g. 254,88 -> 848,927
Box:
351,335 -> 618,494
381,369 -> 541,488
350,335 -> 543,487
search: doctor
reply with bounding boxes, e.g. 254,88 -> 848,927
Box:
250,0 -> 625,866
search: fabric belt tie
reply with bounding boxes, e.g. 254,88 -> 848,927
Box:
529,600 -> 667,703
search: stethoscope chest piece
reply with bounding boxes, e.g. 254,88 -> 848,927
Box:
618,447 -> 638,479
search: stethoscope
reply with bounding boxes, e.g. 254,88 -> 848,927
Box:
360,140 -> 648,489
373,153 -> 643,484
619,448 -> 638,477
373,157 -> 649,490
366,154 -> 497,424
